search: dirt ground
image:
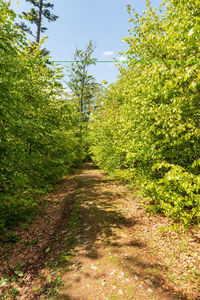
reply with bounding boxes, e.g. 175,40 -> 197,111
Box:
0,162 -> 200,299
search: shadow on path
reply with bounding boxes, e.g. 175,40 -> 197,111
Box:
0,163 -> 190,299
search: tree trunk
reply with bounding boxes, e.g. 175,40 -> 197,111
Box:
80,63 -> 86,113
36,0 -> 43,43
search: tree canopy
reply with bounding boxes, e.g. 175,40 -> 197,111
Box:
89,0 -> 200,226
0,0 -> 86,232
67,41 -> 98,120
18,0 -> 58,43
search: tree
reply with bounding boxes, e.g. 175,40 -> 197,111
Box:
18,0 -> 58,43
67,40 -> 98,120
0,0 -> 86,232
89,0 -> 200,225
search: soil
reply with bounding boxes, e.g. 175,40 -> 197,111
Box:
0,162 -> 200,299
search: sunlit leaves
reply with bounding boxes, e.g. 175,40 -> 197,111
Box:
0,0 -> 86,232
89,0 -> 200,225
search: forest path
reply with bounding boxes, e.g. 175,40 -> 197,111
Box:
55,163 -> 174,300
0,163 -> 198,299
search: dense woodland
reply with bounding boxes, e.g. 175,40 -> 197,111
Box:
89,0 -> 200,226
0,0 -> 87,234
0,0 -> 200,238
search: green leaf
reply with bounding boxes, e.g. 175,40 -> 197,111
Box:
14,270 -> 24,277
0,276 -> 10,287
45,247 -> 51,253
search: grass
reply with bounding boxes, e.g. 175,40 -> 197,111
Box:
145,267 -> 159,278
107,255 -> 121,265
41,179 -> 83,295
109,295 -> 118,300
0,232 -> 19,244
24,238 -> 39,247
128,287 -> 135,297
167,272 -> 176,283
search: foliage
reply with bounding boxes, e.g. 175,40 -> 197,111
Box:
89,0 -> 200,225
17,0 -> 58,43
0,0 -> 86,233
67,40 -> 98,121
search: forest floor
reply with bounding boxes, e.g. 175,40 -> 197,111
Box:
0,162 -> 200,300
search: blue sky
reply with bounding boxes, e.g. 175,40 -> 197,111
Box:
10,0 -> 161,84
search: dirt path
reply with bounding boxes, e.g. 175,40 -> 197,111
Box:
0,163 -> 200,299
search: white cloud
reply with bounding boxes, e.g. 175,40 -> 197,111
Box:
103,51 -> 114,57
118,56 -> 127,61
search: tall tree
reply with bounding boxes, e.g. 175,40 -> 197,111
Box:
18,0 -> 58,43
67,40 -> 98,119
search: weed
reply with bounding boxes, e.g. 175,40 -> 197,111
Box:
64,235 -> 75,245
102,237 -> 111,245
0,276 -> 10,287
109,295 -> 118,300
0,232 -> 19,244
44,275 -> 62,296
1,286 -> 19,299
10,287 -> 19,297
107,255 -> 120,265
167,273 -> 176,283
145,267 -> 159,279
24,238 -> 39,247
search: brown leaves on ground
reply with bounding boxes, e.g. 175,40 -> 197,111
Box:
0,163 -> 200,300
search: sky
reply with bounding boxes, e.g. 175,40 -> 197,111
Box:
10,0 -> 162,85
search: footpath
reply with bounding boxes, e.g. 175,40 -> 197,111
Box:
0,163 -> 199,299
